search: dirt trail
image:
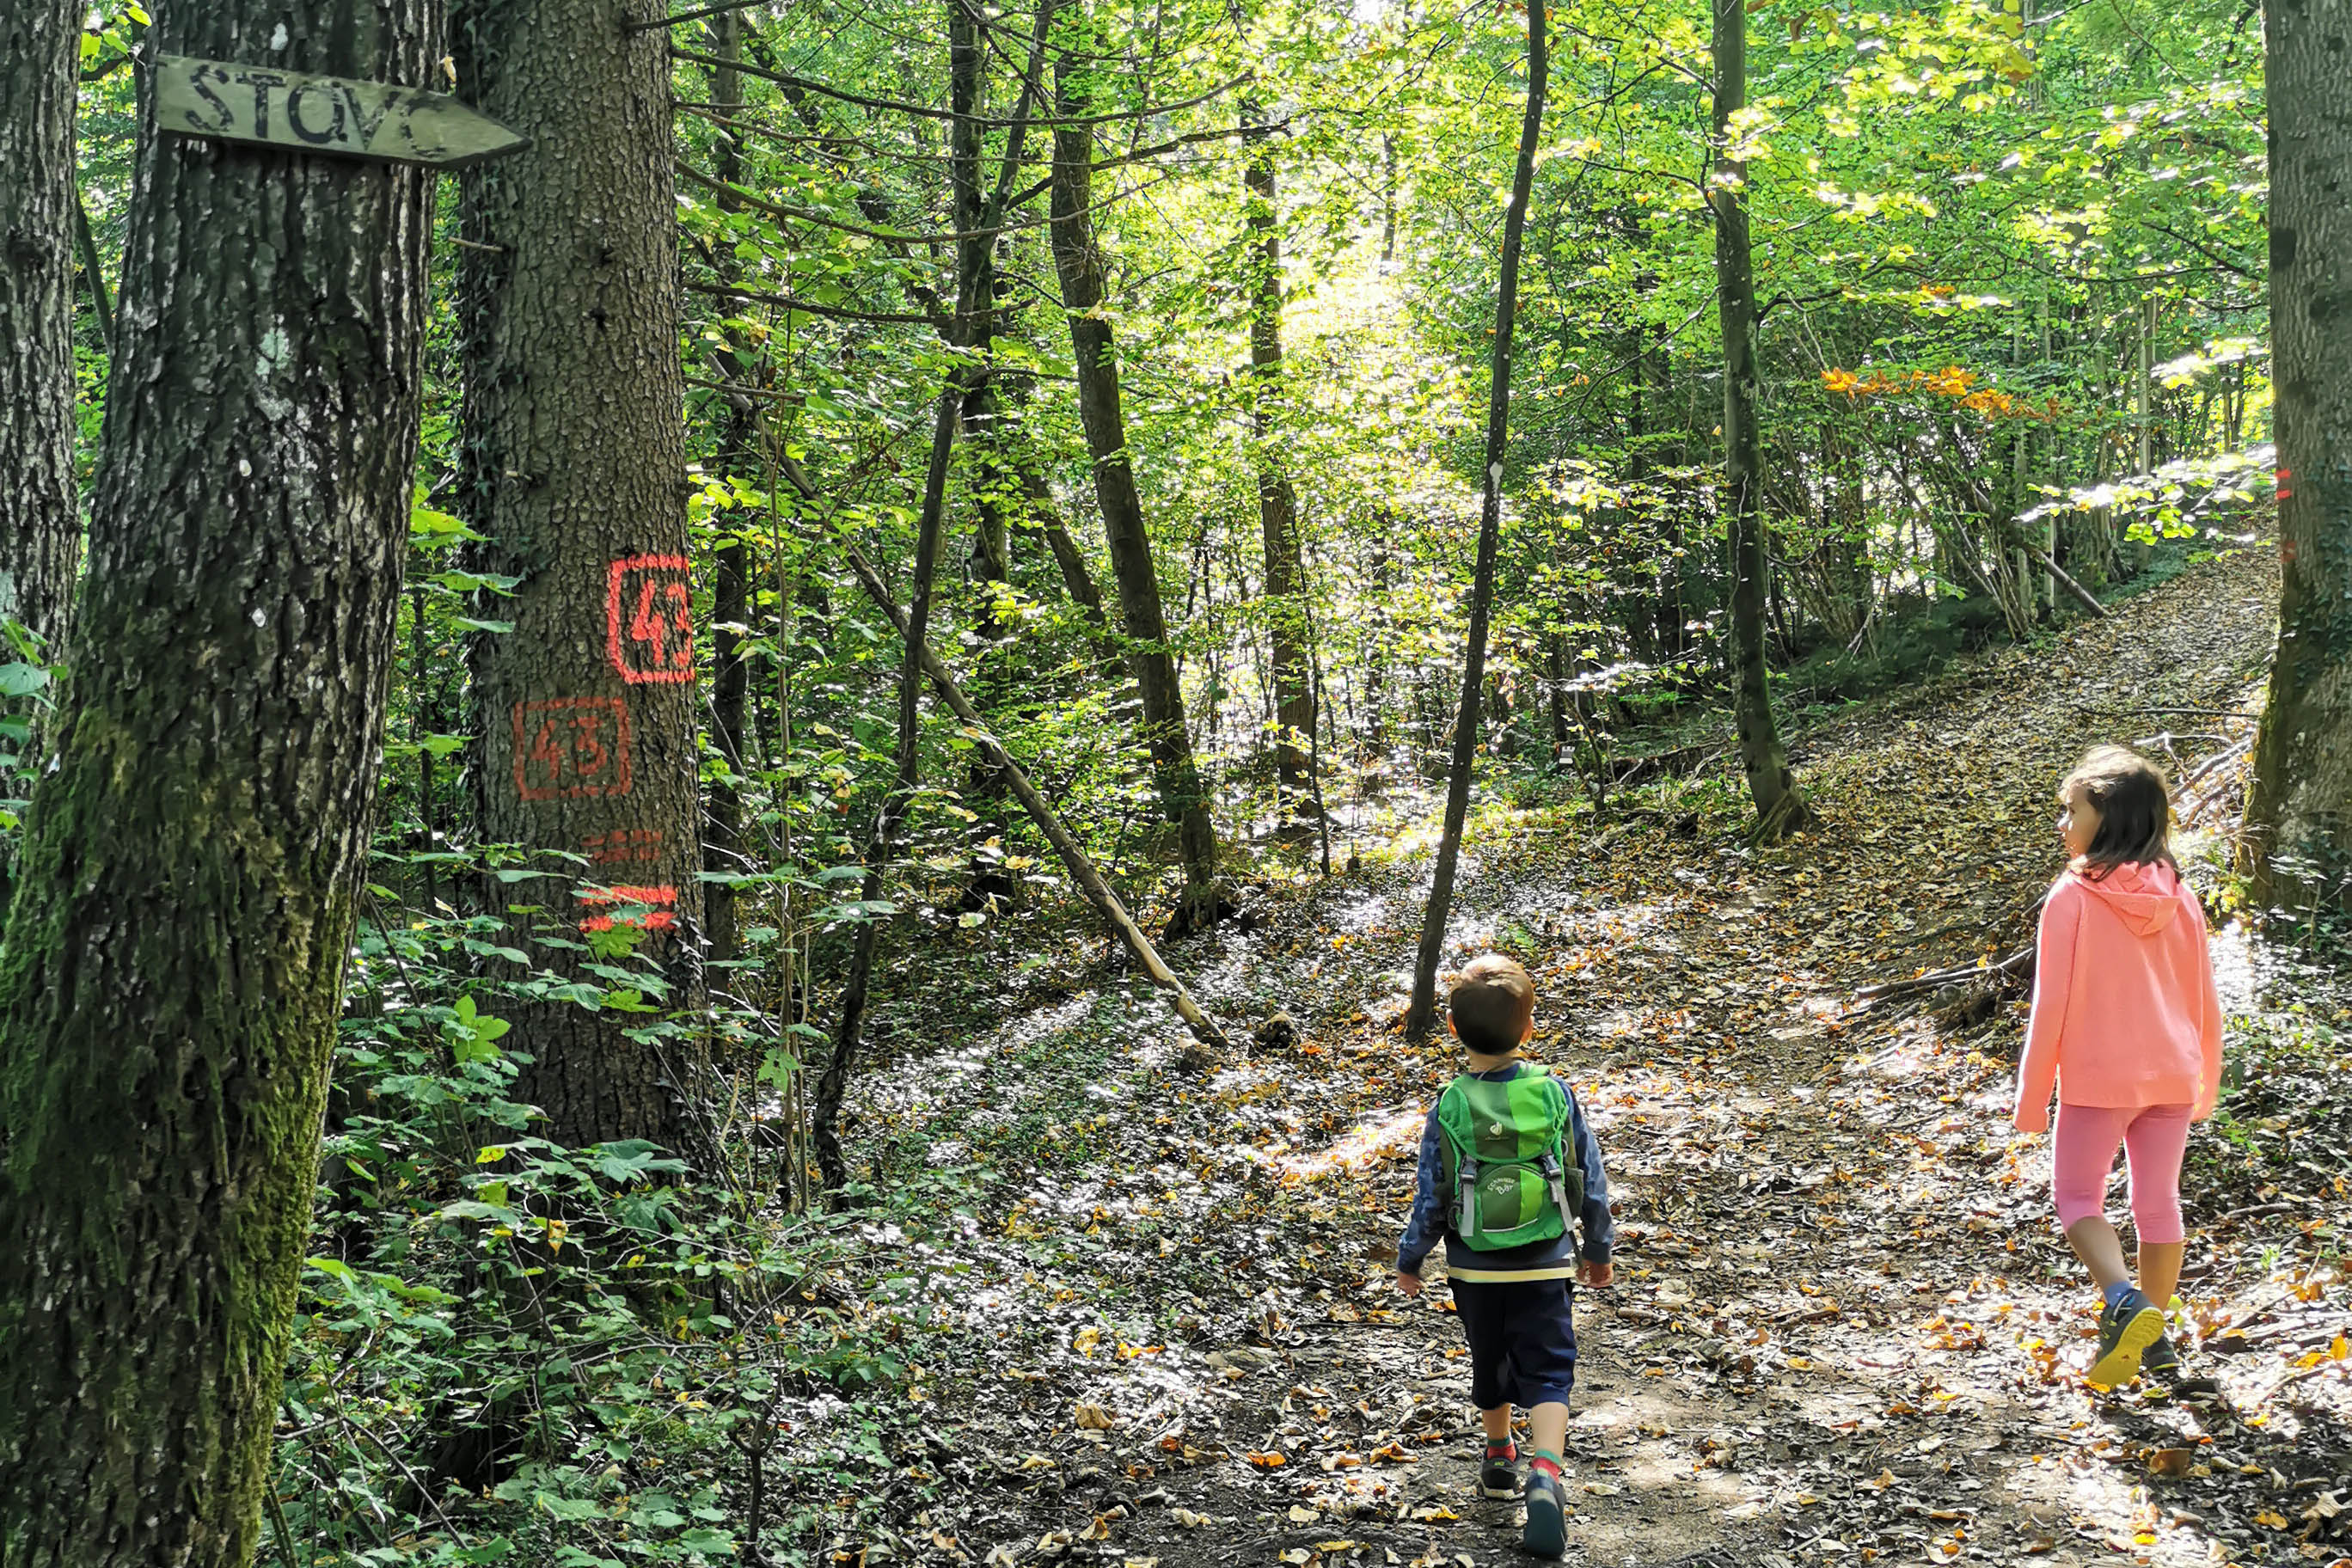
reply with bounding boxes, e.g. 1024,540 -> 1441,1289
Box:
847,548 -> 2352,1568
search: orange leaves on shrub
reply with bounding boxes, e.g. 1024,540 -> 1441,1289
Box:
1821,363 -> 2060,421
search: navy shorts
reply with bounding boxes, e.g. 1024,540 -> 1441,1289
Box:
1452,1276 -> 1578,1410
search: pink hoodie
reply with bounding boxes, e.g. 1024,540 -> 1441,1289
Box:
2012,859 -> 2224,1133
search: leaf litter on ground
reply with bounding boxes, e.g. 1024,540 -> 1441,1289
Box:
813,548 -> 2349,1568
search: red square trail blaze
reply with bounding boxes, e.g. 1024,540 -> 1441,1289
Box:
511,697 -> 633,800
606,554 -> 695,684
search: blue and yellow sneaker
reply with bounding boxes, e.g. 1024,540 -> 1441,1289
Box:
2088,1287 -> 2166,1388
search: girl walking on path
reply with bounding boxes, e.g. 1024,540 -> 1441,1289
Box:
2013,745 -> 2225,1388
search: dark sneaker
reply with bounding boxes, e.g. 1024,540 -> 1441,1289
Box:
2140,1334 -> 2218,1393
1522,1468 -> 1567,1559
2088,1288 -> 2165,1388
1479,1442 -> 1519,1499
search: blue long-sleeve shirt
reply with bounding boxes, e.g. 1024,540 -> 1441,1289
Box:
1396,1064 -> 1614,1281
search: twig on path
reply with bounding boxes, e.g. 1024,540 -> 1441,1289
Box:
1855,943 -> 2032,1001
2176,735 -> 2257,828
2102,706 -> 2263,723
2182,736 -> 2255,792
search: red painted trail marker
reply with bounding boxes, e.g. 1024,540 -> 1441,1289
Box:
512,697 -> 633,800
606,554 -> 695,684
583,827 -> 665,866
578,882 -> 679,934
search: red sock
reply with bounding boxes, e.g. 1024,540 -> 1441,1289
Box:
1529,1453 -> 1564,1481
1484,1439 -> 1516,1461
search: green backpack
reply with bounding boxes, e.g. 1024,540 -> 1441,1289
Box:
1436,1067 -> 1584,1253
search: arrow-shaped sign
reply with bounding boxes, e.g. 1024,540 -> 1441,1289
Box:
155,56 -> 527,168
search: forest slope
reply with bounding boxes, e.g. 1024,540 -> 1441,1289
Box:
822,544 -> 2350,1568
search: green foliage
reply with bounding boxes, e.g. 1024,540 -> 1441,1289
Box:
41,0 -> 2294,1554
276,894 -> 960,1565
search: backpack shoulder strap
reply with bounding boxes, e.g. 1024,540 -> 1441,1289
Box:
1434,1073 -> 1478,1142
1433,1075 -> 1482,1236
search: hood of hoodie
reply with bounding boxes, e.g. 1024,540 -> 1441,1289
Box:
2070,859 -> 2182,936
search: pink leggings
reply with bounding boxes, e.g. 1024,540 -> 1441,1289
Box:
2051,1102 -> 2192,1243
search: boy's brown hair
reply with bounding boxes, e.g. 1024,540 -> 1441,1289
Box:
1449,953 -> 1535,1055
2061,744 -> 2178,881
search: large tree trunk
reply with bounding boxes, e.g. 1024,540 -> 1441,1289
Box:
0,0 -> 83,661
1244,111 -> 1314,806
1402,0 -> 1547,1038
1048,47 -> 1225,933
456,0 -> 703,1153
1709,0 -> 1809,842
0,3 -> 439,1557
2245,0 -> 2352,910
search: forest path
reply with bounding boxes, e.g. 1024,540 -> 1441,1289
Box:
852,546 -> 2351,1568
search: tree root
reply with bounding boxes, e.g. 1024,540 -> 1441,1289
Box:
1749,787 -> 1816,845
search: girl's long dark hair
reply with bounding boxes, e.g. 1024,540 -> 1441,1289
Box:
2061,744 -> 2177,880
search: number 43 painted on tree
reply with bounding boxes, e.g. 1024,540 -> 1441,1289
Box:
606,554 -> 694,684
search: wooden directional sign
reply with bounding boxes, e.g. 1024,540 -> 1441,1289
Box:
154,56 -> 527,168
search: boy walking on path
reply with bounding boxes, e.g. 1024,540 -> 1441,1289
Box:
1396,954 -> 1614,1559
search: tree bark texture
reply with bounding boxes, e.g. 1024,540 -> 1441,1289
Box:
0,0 -> 83,658
1403,0 -> 1546,1038
1244,113 -> 1314,802
456,0 -> 702,1153
1709,0 -> 1809,842
2245,0 -> 2352,909
0,3 -> 440,1559
1049,51 -> 1223,931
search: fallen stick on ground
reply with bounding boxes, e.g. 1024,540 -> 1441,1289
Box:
836,540 -> 1234,1058
1855,943 -> 2032,1001
2104,706 -> 2263,723
2180,735 -> 2255,792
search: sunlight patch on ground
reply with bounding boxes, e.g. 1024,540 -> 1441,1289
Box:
2209,918 -> 2259,1016
1277,1106 -> 1426,1182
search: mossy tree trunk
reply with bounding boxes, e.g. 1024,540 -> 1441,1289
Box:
2244,0 -> 2352,910
0,1 -> 440,1557
456,0 -> 703,1153
0,0 -> 83,662
1049,40 -> 1225,933
1709,0 -> 1810,843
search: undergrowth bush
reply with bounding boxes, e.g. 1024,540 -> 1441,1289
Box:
275,875 -> 953,1567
